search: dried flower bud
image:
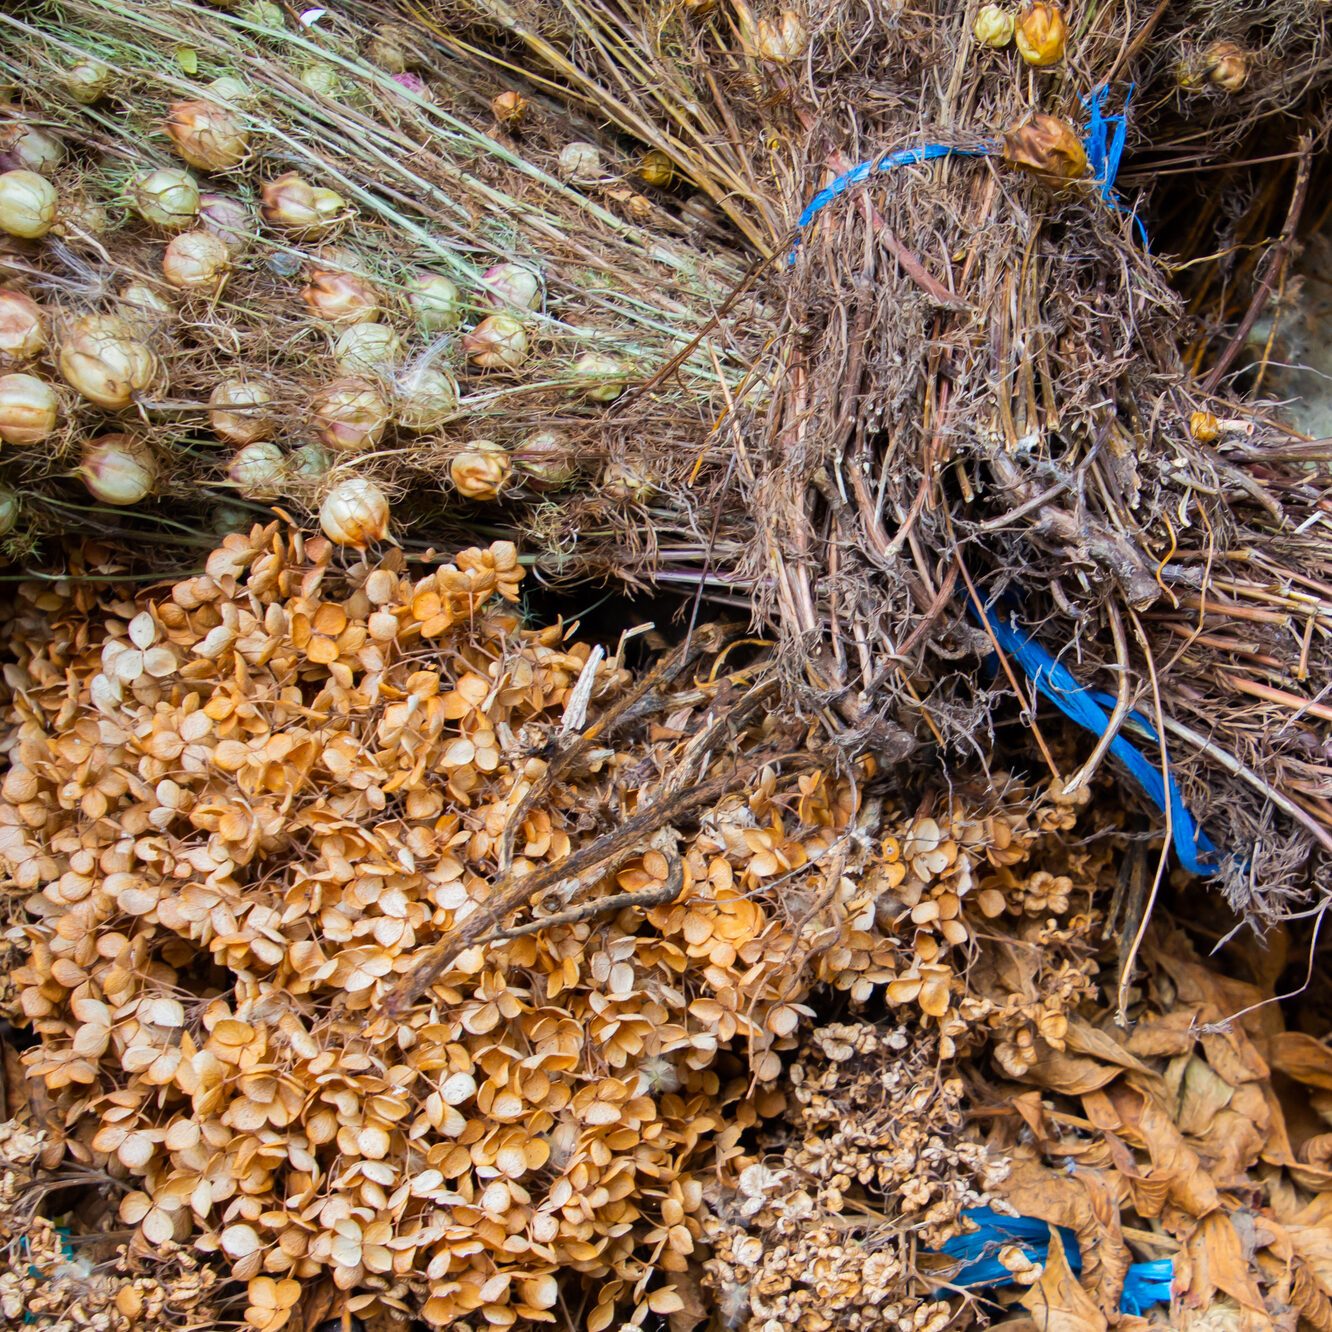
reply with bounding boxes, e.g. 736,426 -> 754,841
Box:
0,289 -> 44,360
491,90 -> 529,128
0,169 -> 58,238
165,99 -> 250,171
210,378 -> 274,445
260,172 -> 349,239
637,149 -> 675,188
1015,3 -> 1066,67
973,5 -> 1016,47
332,322 -> 402,373
368,24 -> 412,73
162,229 -> 230,289
1188,410 -> 1220,444
65,59 -> 113,104
130,167 -> 200,230
451,440 -> 512,500
755,11 -> 807,64
0,372 -> 58,445
1001,115 -> 1087,181
58,314 -> 159,409
313,377 -> 392,452
558,142 -> 602,183
464,314 -> 529,370
407,271 -> 461,331
228,441 -> 285,500
1205,42 -> 1248,93
81,433 -> 156,504
320,476 -> 390,545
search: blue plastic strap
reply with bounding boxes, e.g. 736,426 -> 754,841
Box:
976,601 -> 1222,876
932,1207 -> 1173,1314
1081,83 -> 1148,247
789,144 -> 994,263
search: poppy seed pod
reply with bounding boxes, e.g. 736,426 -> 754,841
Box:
1015,3 -> 1066,67
1000,115 -> 1088,182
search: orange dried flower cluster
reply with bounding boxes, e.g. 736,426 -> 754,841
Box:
0,524 -> 1092,1327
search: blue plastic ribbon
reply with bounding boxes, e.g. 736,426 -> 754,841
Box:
789,144 -> 994,263
790,84 -> 1147,261
932,1207 -> 1173,1314
1081,83 -> 1149,247
976,601 -> 1223,876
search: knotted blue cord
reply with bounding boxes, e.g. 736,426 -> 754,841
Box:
932,1207 -> 1174,1313
976,600 -> 1223,876
1081,83 -> 1149,247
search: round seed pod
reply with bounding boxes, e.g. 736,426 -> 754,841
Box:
463,315 -> 528,370
58,314 -> 159,410
165,99 -> 249,171
332,323 -> 402,374
451,440 -> 511,500
406,272 -> 461,332
312,377 -> 392,452
131,168 -> 200,230
65,59 -> 113,104
0,372 -> 58,445
0,290 -> 44,360
210,378 -> 275,445
228,441 -> 285,500
0,170 -> 58,238
396,364 -> 459,431
260,172 -> 349,239
320,476 -> 390,545
162,229 -> 230,289
303,269 -> 381,325
81,433 -> 157,504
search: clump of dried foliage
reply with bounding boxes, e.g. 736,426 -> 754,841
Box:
3,523 -> 1332,1330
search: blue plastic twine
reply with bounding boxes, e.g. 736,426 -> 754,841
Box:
1080,84 -> 1149,247
790,83 -> 1147,261
932,1207 -> 1173,1314
976,601 -> 1223,876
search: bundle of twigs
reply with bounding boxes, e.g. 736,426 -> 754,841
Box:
433,0 -> 1332,922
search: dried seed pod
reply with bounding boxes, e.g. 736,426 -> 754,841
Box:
320,475 -> 390,544
332,323 -> 402,373
0,289 -> 44,360
557,142 -> 602,182
1189,410 -> 1220,444
571,352 -> 628,402
0,483 -> 18,534
312,377 -> 392,452
973,5 -> 1016,47
1000,115 -> 1087,181
0,122 -> 64,174
755,11 -> 807,64
0,169 -> 58,238
516,428 -> 576,489
601,459 -> 654,502
51,194 -> 109,240
481,262 -> 542,312
303,267 -> 381,325
637,149 -> 675,188
81,433 -> 156,504
397,364 -> 459,431
130,167 -> 200,230
198,192 -> 255,257
58,314 -> 159,409
162,229 -> 230,289
116,282 -> 174,332
0,372 -> 58,445
165,99 -> 250,171
407,271 -> 461,331
491,90 -> 529,128
368,23 -> 412,73
1204,41 -> 1249,92
210,378 -> 274,444
451,440 -> 511,500
65,59 -> 113,103
464,314 -> 529,370
1015,3 -> 1066,66
260,172 -> 349,239
228,441 -> 285,500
